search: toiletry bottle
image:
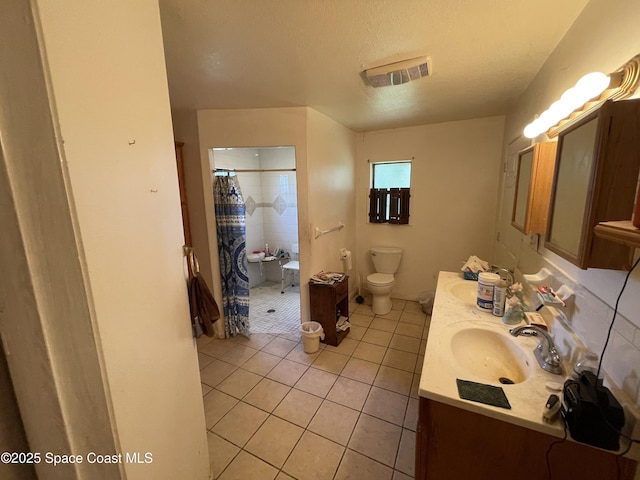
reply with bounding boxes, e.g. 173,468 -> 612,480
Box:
265,244 -> 270,256
492,279 -> 508,316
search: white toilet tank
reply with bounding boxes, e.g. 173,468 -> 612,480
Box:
371,247 -> 403,273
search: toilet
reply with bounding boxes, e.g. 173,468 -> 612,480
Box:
366,247 -> 403,315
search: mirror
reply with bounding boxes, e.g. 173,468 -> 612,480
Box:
511,142 -> 556,235
512,148 -> 533,231
546,117 -> 597,259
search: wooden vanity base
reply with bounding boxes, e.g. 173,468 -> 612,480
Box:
416,397 -> 637,480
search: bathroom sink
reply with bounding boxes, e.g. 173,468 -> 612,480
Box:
449,328 -> 533,384
444,280 -> 477,305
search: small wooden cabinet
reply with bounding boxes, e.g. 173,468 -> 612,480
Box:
309,276 -> 349,346
511,141 -> 557,234
546,98 -> 640,270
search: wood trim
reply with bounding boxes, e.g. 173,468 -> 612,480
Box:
175,142 -> 193,246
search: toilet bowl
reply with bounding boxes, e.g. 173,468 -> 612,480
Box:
366,247 -> 402,315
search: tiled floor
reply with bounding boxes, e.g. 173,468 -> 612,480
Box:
198,298 -> 430,480
249,281 -> 301,334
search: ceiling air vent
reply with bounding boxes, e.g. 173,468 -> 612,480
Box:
364,56 -> 432,88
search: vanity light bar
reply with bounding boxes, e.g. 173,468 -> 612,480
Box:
523,54 -> 640,139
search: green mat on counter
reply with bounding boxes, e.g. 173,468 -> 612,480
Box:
456,379 -> 512,410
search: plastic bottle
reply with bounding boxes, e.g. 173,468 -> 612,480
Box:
492,279 -> 508,316
265,243 -> 270,256
477,272 -> 500,311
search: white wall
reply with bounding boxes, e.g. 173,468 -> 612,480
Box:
356,116 -> 505,299
35,1 -> 208,478
495,0 -> 640,410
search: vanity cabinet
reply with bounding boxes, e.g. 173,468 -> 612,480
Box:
415,397 -> 637,480
512,142 -> 557,234
309,276 -> 349,346
545,98 -> 640,270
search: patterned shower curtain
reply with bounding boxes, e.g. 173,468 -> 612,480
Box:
214,176 -> 250,337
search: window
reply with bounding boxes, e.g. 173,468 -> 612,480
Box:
369,161 -> 411,224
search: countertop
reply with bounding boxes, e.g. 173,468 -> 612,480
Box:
418,271 -> 639,459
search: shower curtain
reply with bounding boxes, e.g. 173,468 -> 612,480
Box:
214,176 -> 250,337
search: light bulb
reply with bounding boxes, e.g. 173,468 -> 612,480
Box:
523,122 -> 538,139
575,72 -> 610,101
560,87 -> 584,112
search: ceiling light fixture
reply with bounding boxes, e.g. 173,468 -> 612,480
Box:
523,54 -> 640,139
363,56 -> 432,88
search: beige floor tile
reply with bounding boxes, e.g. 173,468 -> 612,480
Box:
283,431 -> 345,480
311,350 -> 349,374
382,349 -> 417,372
410,373 -> 420,398
335,449 -> 393,480
266,358 -> 308,386
241,351 -> 282,376
391,299 -> 407,311
399,310 -> 427,326
273,389 -> 323,428
276,473 -> 296,480
347,325 -> 367,341
395,429 -> 416,476
373,366 -> 413,395
348,414 -> 402,468
218,344 -> 260,367
389,334 -> 421,354
352,342 -> 387,363
370,317 -> 399,332
363,386 -> 408,426
207,432 -> 239,479
376,309 -> 402,321
294,368 -> 338,397
324,337 -> 359,356
394,322 -> 423,338
245,416 -> 304,468
216,369 -> 262,399
362,329 -> 393,347
326,376 -> 371,411
199,352 -> 215,370
196,334 -> 216,349
415,354 -> 424,374
403,397 -> 419,431
403,301 -> 423,314
308,400 -> 359,446
218,450 -> 278,480
285,343 -> 322,365
262,337 -> 298,357
419,338 -> 427,355
393,470 -> 413,480
278,332 -> 301,342
349,313 -> 373,327
200,359 -> 238,388
199,339 -> 235,358
235,333 -> 276,350
353,304 -> 375,316
341,357 -> 380,384
203,389 -> 239,429
243,378 -> 291,413
212,402 -> 268,447
201,383 -> 212,397
423,322 -> 431,339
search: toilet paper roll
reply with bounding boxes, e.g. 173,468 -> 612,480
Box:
340,248 -> 353,270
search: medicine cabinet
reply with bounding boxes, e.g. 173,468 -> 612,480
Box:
545,98 -> 640,270
511,142 -> 557,234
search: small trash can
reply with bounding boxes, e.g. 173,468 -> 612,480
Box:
299,321 -> 325,353
418,291 -> 435,315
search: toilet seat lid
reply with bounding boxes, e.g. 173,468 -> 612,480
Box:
367,273 -> 394,286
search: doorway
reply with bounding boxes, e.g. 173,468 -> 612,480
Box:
211,147 -> 300,335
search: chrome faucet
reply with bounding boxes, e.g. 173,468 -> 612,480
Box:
491,266 -> 514,285
509,325 -> 563,375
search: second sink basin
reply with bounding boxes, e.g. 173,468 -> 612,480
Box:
444,280 -> 477,305
449,327 -> 533,384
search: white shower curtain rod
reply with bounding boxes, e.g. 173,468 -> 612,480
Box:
213,168 -> 296,173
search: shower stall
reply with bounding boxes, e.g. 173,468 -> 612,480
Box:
211,146 -> 300,334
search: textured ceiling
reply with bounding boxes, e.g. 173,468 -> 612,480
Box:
159,0 -> 588,132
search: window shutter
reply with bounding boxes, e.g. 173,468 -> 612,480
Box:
388,188 -> 411,224
369,188 -> 387,223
